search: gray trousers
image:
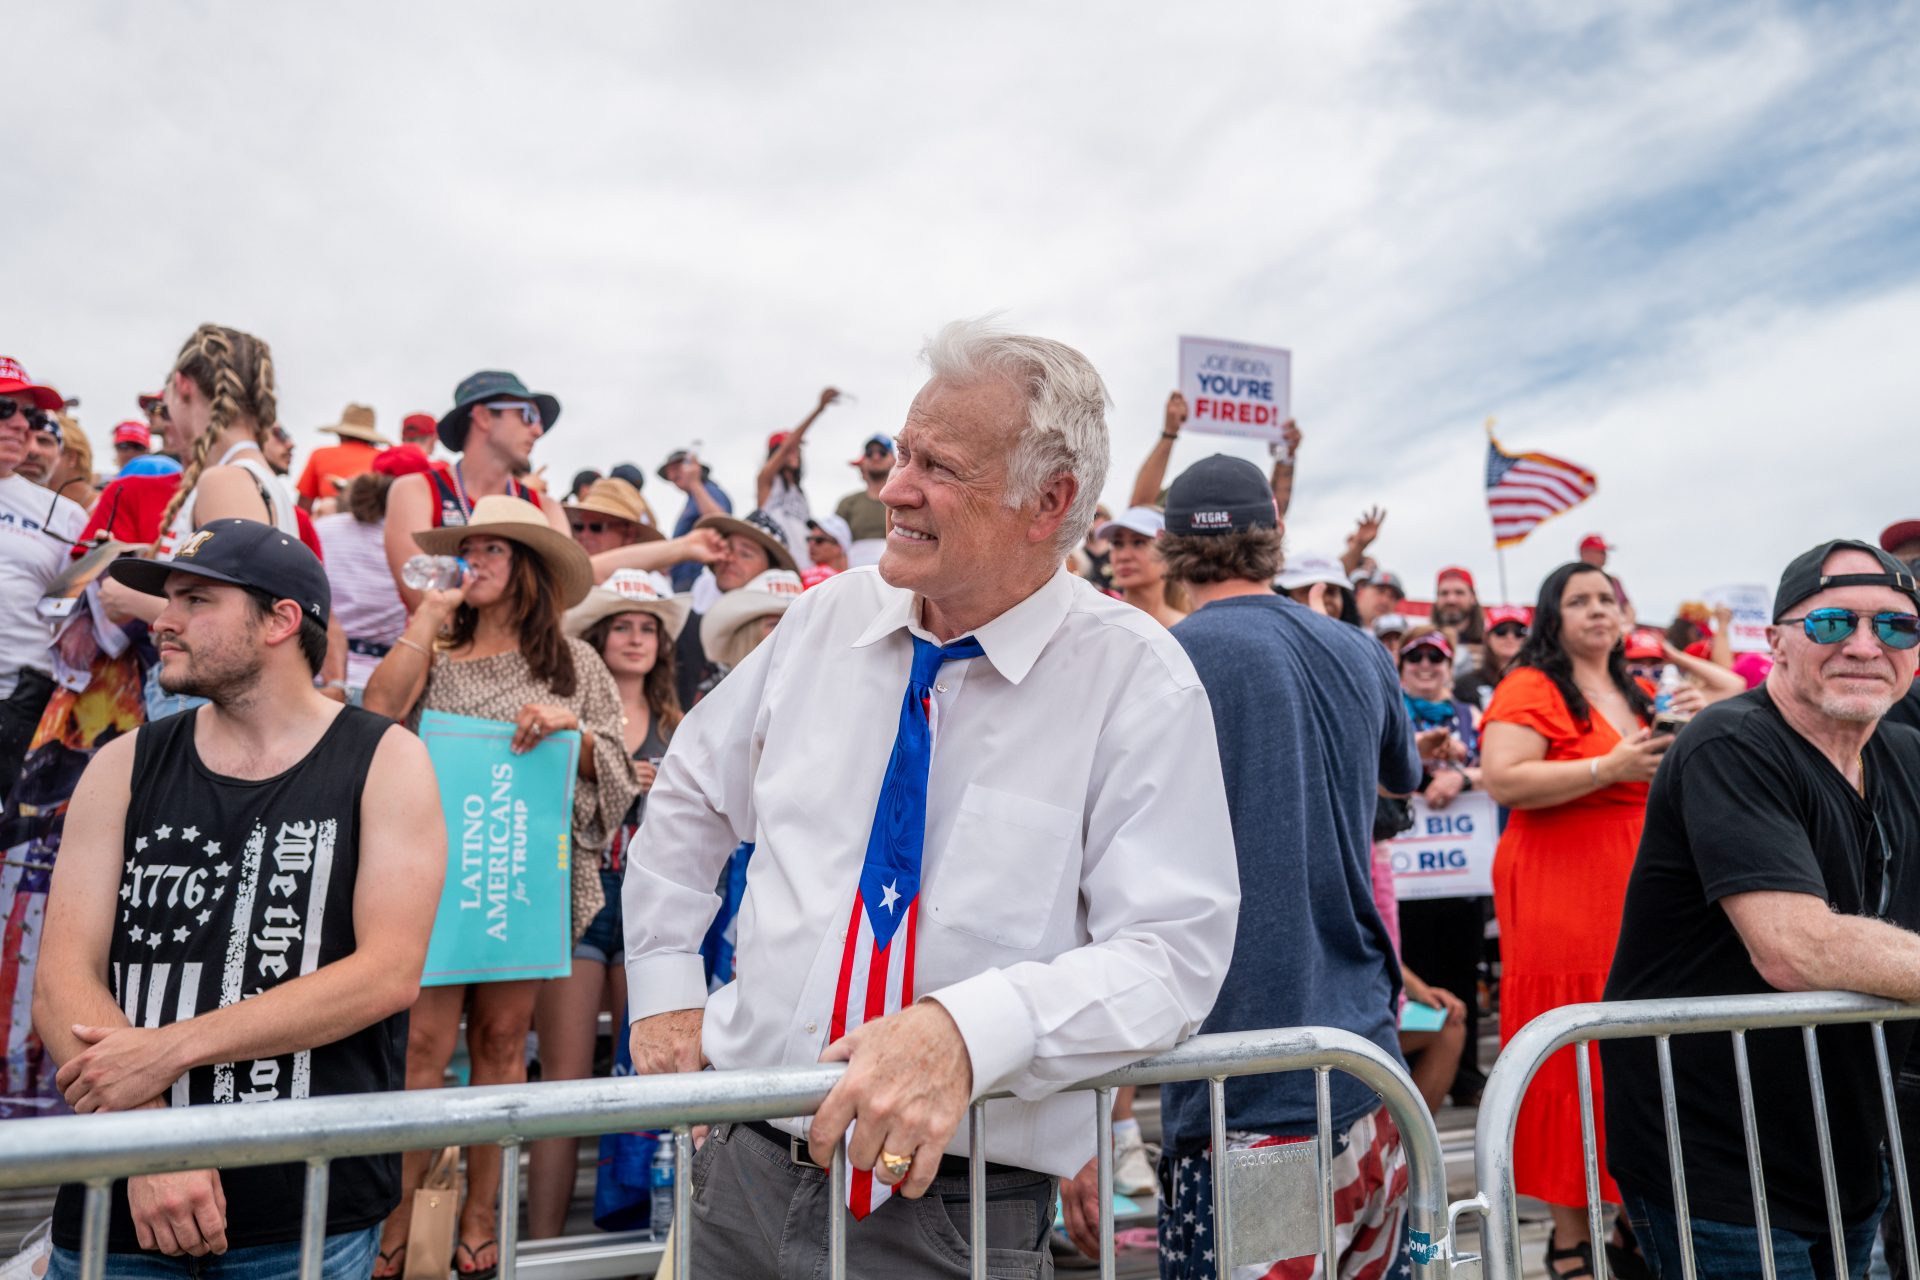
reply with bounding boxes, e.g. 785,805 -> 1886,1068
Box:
687,1121 -> 1057,1279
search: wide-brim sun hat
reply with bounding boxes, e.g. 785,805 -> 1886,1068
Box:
694,509 -> 797,573
701,569 -> 803,669
563,477 -> 664,543
1094,506 -> 1166,542
436,370 -> 561,451
1275,552 -> 1353,592
414,493 -> 593,606
565,569 -> 690,642
319,403 -> 394,446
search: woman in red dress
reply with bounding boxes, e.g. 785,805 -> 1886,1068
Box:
1482,562 -> 1691,1278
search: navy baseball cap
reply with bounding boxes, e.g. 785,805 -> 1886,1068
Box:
1773,538 -> 1920,621
107,519 -> 331,625
1164,454 -> 1279,536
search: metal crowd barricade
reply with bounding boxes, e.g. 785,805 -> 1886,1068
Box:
0,1026 -> 1452,1280
1454,991 -> 1920,1280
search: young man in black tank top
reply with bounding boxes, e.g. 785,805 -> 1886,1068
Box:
34,519 -> 446,1278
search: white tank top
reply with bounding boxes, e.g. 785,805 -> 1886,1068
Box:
159,441 -> 300,557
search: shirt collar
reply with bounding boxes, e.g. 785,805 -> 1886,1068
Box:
852,566 -> 1075,686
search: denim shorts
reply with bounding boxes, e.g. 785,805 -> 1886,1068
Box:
574,869 -> 624,966
50,1224 -> 378,1278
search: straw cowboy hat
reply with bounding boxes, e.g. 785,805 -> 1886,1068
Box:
564,569 -> 690,642
563,477 -> 665,544
414,494 -> 593,606
701,569 -> 803,669
317,403 -> 394,446
694,509 -> 797,573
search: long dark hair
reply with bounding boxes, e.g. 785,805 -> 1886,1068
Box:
444,542 -> 578,697
581,612 -> 684,741
1513,562 -> 1652,727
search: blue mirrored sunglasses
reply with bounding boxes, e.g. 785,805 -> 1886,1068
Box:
485,399 -> 540,425
1777,608 -> 1920,650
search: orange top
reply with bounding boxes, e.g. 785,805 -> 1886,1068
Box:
295,440 -> 381,501
1483,666 -> 1653,814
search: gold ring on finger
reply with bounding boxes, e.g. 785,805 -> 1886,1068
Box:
878,1150 -> 912,1181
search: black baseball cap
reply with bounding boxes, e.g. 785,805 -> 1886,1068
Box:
1164,454 -> 1279,536
1773,538 -> 1920,621
107,519 -> 331,625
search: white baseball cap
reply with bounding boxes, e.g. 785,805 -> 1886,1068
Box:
1094,506 -> 1165,542
1274,552 -> 1353,592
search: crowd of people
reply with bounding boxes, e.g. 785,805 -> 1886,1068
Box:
4,326 -> 1919,1280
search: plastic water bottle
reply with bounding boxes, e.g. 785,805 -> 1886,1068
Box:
1653,664 -> 1690,732
649,1139 -> 675,1239
400,555 -> 466,592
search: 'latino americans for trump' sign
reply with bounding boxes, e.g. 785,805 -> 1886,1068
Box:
418,709 -> 578,985
1178,336 -> 1292,444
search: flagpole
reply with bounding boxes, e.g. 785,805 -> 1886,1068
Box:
1485,418 -> 1509,604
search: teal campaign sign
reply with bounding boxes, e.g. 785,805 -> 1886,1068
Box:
418,710 -> 578,986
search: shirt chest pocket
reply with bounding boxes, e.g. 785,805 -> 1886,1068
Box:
927,784 -> 1080,950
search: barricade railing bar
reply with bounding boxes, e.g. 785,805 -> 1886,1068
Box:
0,1025 -> 1451,1280
1458,991 -> 1920,1280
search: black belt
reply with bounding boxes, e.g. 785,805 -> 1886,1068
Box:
741,1120 -> 1025,1180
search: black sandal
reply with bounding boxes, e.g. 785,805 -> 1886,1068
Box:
372,1243 -> 406,1279
1607,1219 -> 1656,1280
455,1238 -> 499,1280
1545,1231 -> 1597,1278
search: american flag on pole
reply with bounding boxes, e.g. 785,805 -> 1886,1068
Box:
1486,431 -> 1598,548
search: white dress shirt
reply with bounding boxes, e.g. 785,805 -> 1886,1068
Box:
624,564 -> 1239,1177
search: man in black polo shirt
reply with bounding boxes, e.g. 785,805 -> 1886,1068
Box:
1602,538 -> 1920,1279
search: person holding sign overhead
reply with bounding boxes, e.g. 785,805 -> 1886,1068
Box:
363,495 -> 636,1280
1478,562 -> 1703,1279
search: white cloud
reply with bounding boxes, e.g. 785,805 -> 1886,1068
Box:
12,0 -> 1918,618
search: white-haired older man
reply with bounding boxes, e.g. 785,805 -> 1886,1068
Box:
623,319 -> 1239,1276
1603,540 -> 1920,1278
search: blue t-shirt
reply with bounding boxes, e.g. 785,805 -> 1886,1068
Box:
670,480 -> 733,590
1161,594 -> 1422,1151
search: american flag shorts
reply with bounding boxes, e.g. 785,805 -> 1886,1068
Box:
1157,1104 -> 1410,1280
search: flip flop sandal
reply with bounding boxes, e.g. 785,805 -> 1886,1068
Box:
372,1243 -> 407,1279
455,1238 -> 499,1280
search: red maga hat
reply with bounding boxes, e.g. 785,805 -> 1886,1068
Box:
1436,565 -> 1476,592
0,357 -> 63,412
1881,521 -> 1920,554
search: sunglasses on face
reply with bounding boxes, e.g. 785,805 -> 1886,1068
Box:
485,400 -> 540,426
805,533 -> 838,546
1490,623 -> 1527,638
570,519 -> 624,536
1778,608 -> 1920,651
863,445 -> 892,460
1402,648 -> 1449,666
0,401 -> 52,431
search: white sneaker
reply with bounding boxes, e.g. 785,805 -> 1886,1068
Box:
1113,1138 -> 1158,1197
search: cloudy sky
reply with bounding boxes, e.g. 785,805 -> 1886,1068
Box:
15,1 -> 1919,616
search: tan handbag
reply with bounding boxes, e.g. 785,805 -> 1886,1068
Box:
403,1147 -> 462,1280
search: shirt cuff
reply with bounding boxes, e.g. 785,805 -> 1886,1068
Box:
924,968 -> 1036,1100
624,953 -> 710,1023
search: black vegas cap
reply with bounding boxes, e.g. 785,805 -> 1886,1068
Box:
1164,454 -> 1279,536
1773,538 -> 1920,621
107,519 -> 331,625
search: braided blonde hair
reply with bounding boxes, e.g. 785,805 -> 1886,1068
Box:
152,324 -> 278,548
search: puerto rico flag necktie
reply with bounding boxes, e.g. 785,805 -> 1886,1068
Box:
830,634 -> 982,1220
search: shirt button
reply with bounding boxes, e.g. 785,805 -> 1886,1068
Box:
936,683 -> 948,693
805,1021 -> 818,1034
